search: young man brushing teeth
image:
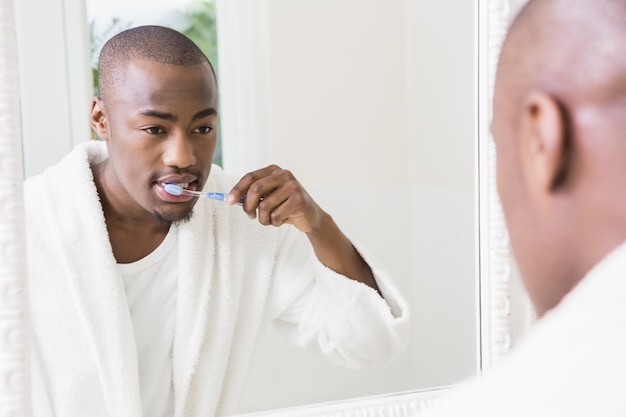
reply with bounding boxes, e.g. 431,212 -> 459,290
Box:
23,25 -> 409,417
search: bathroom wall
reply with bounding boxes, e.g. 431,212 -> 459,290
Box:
14,0 -> 91,179
234,0 -> 477,413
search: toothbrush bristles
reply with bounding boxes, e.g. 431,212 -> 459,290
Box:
164,183 -> 184,196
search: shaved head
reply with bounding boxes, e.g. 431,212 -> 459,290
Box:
498,0 -> 626,111
98,25 -> 216,101
493,0 -> 626,315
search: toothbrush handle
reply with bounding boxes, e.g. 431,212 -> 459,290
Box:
206,192 -> 228,201
206,192 -> 246,205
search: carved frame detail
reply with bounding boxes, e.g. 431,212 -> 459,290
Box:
0,0 -> 30,416
478,0 -> 514,372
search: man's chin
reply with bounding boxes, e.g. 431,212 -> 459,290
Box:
154,207 -> 194,226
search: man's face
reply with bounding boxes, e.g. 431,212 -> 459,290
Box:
97,59 -> 218,224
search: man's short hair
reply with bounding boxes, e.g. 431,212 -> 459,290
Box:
97,25 -> 216,100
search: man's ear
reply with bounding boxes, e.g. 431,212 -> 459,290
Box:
520,91 -> 571,192
90,97 -> 110,141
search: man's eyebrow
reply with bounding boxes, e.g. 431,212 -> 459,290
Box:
137,110 -> 177,122
192,108 -> 218,120
136,108 -> 217,122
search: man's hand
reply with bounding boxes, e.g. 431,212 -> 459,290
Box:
226,165 -> 323,233
227,165 -> 380,294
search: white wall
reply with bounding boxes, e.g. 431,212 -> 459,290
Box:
267,0 -> 409,186
229,0 -> 477,413
405,0 -> 477,390
14,0 -> 92,179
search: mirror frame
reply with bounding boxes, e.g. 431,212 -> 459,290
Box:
0,0 -> 533,415
0,0 -> 30,414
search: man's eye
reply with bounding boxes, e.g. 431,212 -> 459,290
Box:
194,126 -> 213,134
143,126 -> 165,135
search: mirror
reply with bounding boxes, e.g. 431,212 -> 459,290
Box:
5,0 -> 533,415
221,0 -> 478,413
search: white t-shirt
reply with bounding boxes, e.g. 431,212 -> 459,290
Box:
118,228 -> 178,417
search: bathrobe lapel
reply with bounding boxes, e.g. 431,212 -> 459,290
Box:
50,145 -> 143,416
173,199 -> 219,415
172,185 -> 243,416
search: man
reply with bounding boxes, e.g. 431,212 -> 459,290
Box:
421,0 -> 626,415
24,26 -> 408,417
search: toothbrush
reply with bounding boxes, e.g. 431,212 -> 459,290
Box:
164,183 -> 237,203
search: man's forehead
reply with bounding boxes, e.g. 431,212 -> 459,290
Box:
106,67 -> 218,111
116,59 -> 217,91
125,58 -> 214,77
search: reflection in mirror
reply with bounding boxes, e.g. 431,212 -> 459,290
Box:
13,0 -> 478,415
222,1 -> 477,413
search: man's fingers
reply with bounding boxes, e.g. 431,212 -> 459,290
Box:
227,165 -> 316,230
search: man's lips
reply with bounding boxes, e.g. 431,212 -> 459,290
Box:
155,180 -> 199,202
156,174 -> 198,188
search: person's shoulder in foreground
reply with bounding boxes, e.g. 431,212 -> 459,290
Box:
420,0 -> 626,415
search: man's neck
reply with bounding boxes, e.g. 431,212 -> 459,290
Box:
91,160 -> 171,264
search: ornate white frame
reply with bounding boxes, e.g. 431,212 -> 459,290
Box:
0,0 -> 529,416
478,0 -> 516,372
0,0 -> 30,415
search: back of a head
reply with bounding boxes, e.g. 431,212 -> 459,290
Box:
98,25 -> 214,101
498,0 -> 626,108
494,0 -> 626,315
495,0 -> 626,192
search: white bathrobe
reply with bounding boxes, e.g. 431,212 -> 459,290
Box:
419,241 -> 626,417
24,141 -> 409,417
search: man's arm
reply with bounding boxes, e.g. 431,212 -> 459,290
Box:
304,211 -> 380,293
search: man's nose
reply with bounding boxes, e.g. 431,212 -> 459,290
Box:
163,131 -> 196,168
